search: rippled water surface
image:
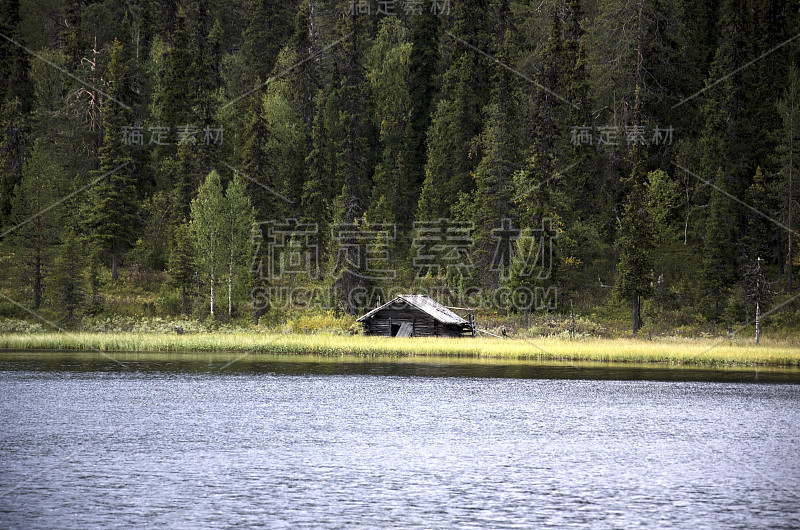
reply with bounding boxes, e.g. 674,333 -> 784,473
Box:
1,353 -> 799,528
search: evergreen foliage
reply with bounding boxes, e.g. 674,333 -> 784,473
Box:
2,0 -> 800,332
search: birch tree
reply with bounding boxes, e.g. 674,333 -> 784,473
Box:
224,174 -> 254,317
190,170 -> 225,318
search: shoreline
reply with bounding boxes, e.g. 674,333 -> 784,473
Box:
1,332 -> 800,367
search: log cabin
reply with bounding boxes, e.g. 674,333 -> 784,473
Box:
357,295 -> 474,337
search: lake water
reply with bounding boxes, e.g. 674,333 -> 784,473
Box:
1,353 -> 799,528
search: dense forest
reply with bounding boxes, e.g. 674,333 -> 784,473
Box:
1,0 -> 799,334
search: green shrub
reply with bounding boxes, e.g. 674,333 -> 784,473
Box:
0,319 -> 45,333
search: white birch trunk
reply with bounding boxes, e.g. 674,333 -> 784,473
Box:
210,270 -> 215,317
228,255 -> 233,317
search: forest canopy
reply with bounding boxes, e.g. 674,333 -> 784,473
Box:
0,0 -> 798,334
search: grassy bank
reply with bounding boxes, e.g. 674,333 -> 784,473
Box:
1,332 -> 800,367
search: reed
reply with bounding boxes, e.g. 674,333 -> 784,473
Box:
1,332 -> 799,366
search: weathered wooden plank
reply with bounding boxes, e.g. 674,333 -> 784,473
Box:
396,322 -> 413,338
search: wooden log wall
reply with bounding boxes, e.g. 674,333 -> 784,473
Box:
362,307 -> 471,337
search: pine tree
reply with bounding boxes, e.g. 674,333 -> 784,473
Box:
83,39 -> 138,282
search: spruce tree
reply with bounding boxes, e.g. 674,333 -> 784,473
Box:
775,65 -> 800,293
155,0 -> 221,130
417,0 -> 493,221
696,33 -> 739,317
50,228 -> 85,323
61,0 -> 84,72
0,97 -> 28,227
155,5 -> 224,219
327,8 -> 372,315
365,17 -> 411,226
241,0 -> 293,88
289,0 -> 322,130
83,39 -> 138,281
398,6 -> 439,230
614,47 -> 655,333
168,220 -> 196,316
472,25 -> 521,286
510,3 -> 590,293
561,0 -> 597,216
0,0 -> 20,104
248,49 -> 307,220
0,0 -> 32,226
7,140 -> 62,309
514,8 -> 567,267
699,169 -> 736,319
743,166 -> 772,273
614,150 -> 654,333
302,89 -> 340,254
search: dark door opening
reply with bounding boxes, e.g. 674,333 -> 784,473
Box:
391,323 -> 400,337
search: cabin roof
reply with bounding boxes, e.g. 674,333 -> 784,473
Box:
356,295 -> 468,325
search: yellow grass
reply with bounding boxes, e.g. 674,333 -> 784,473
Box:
1,332 -> 799,366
